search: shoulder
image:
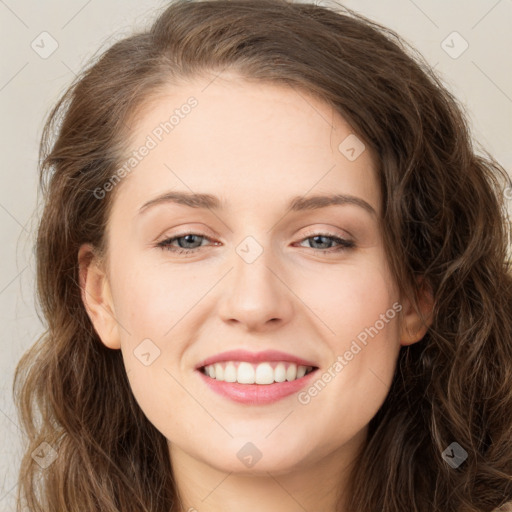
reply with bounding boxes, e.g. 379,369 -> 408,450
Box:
493,502 -> 512,512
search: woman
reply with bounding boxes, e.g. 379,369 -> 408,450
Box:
13,0 -> 512,510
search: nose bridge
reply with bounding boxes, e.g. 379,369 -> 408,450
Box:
217,233 -> 293,328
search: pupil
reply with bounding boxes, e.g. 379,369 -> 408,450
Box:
182,234 -> 199,248
314,235 -> 328,248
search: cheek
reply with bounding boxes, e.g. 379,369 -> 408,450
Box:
111,259 -> 207,340
111,261 -> 198,430
295,255 -> 401,415
111,244 -> 399,353
333,258 -> 402,381
292,255 -> 399,344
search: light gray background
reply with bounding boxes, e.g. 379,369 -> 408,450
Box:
1,0 -> 511,509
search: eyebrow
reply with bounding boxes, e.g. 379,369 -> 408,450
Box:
138,191 -> 377,217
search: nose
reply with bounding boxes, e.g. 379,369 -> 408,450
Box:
216,241 -> 294,332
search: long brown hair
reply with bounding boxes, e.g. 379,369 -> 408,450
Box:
13,0 -> 512,510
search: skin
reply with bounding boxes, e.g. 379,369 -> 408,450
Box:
79,71 -> 432,512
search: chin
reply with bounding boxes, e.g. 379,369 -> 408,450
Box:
200,438 -> 309,475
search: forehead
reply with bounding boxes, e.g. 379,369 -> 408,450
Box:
113,73 -> 380,218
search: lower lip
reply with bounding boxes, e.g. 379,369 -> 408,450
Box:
196,368 -> 318,405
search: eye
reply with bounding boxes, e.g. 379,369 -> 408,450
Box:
156,230 -> 355,256
294,231 -> 355,254
157,233 -> 217,255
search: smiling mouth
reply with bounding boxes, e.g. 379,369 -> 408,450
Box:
199,360 -> 318,385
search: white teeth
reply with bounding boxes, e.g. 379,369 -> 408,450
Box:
255,362 -> 274,385
214,363 -> 224,381
201,361 -> 315,384
286,364 -> 297,381
223,362 -> 237,382
274,362 -> 287,383
237,362 -> 255,384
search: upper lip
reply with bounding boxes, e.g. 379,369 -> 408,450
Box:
194,349 -> 319,370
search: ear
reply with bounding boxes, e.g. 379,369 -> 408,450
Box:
400,277 -> 434,346
78,243 -> 121,350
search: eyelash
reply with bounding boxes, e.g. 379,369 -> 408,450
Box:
156,230 -> 355,256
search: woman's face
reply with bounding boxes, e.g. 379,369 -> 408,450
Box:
81,72 -> 426,475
